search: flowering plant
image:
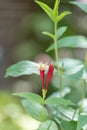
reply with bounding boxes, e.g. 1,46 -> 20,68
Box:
5,0 -> 87,130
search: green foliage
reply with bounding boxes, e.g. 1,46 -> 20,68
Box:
42,32 -> 55,40
56,11 -> 71,23
77,114 -> 87,130
0,91 -> 24,130
58,58 -> 83,69
70,2 -> 87,13
5,61 -> 40,77
53,0 -> 60,16
57,26 -> 67,39
42,25 -> 67,40
13,92 -> 42,104
0,122 -> 22,130
64,64 -> 87,81
45,97 -> 74,106
46,35 -> 87,52
22,99 -> 49,122
60,119 -> 77,130
35,1 -> 54,22
35,0 -> 71,23
38,120 -> 58,130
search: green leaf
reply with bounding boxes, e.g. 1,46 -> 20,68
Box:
56,11 -> 71,22
70,2 -> 87,13
22,99 -> 49,122
13,92 -> 42,104
77,114 -> 87,130
55,105 -> 77,121
57,26 -> 67,39
64,64 -> 84,80
5,60 -> 40,77
46,35 -> 87,52
45,97 -> 74,106
60,119 -> 77,130
53,0 -> 60,16
49,86 -> 71,97
43,32 -> 55,40
64,64 -> 87,81
35,0 -> 54,22
38,120 -> 58,130
58,58 -> 83,69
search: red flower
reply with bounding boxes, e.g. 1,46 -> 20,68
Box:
39,62 -> 54,90
46,64 -> 54,89
40,67 -> 45,90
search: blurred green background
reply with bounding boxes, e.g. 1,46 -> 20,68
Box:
0,0 -> 87,129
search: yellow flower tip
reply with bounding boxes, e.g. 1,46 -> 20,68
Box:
39,61 -> 48,70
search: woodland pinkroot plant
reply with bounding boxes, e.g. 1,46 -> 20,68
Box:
5,0 -> 87,130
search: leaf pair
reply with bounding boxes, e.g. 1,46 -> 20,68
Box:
43,26 -> 67,40
35,0 -> 71,23
13,92 -> 74,122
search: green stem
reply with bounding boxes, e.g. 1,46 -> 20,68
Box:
82,80 -> 86,100
84,51 -> 87,65
54,21 -> 63,97
42,90 -> 47,106
41,90 -> 47,121
54,21 -> 59,71
59,64 -> 64,97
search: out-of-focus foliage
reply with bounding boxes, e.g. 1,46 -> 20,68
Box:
0,91 -> 40,130
0,91 -> 22,130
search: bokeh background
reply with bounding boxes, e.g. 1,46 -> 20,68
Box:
0,0 -> 87,129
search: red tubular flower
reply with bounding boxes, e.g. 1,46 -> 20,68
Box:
40,68 -> 45,90
46,64 -> 54,89
39,62 -> 54,90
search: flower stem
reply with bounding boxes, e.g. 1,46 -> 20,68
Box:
42,90 -> 47,105
41,90 -> 47,121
